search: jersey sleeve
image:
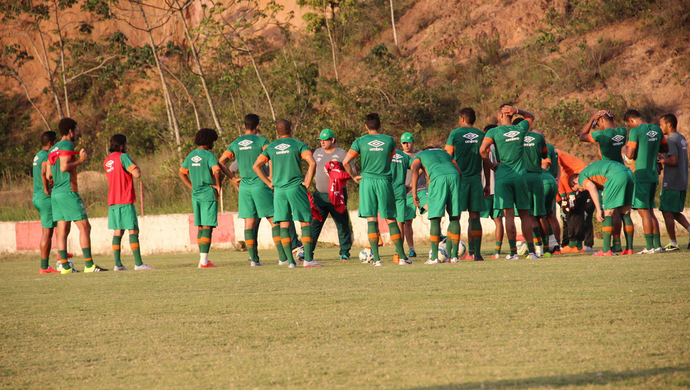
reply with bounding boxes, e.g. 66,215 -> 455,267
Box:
59,141 -> 75,152
348,138 -> 361,157
259,147 -> 271,162
120,153 -> 137,173
180,154 -> 191,175
627,127 -> 639,147
208,152 -> 220,172
484,128 -> 495,142
590,130 -> 601,144
299,142 -> 312,159
518,119 -> 530,133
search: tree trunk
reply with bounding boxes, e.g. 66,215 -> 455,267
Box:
164,64 -> 201,130
16,76 -> 51,131
31,27 -> 64,118
54,3 -> 71,117
389,0 -> 398,47
242,41 -> 276,121
324,2 -> 339,81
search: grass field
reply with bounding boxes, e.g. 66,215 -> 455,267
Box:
1,246 -> 689,389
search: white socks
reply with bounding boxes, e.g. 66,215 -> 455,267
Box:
199,253 -> 209,265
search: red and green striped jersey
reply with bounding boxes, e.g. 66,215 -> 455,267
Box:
49,140 -> 78,194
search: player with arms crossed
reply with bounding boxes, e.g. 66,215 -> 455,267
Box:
253,119 -> 323,268
34,131 -> 60,273
342,113 -> 410,266
179,128 -> 222,268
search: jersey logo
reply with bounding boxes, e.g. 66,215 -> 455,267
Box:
105,159 -> 115,172
367,140 -> 385,151
33,156 -> 39,166
238,140 -> 254,150
392,153 -> 403,163
503,131 -> 520,141
682,140 -> 687,148
463,133 -> 479,144
612,135 -> 625,143
50,146 -> 59,153
275,143 -> 291,155
646,130 -> 658,141
191,155 -> 202,166
523,136 -> 535,146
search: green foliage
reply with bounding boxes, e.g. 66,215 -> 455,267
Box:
0,93 -> 37,177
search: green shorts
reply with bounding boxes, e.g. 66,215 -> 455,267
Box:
393,185 -> 407,223
108,204 -> 139,230
632,180 -> 657,210
51,191 -> 88,222
193,199 -> 218,227
602,170 -> 634,210
238,183 -> 274,219
33,194 -> 56,229
480,195 -> 504,219
460,180 -> 487,213
526,173 -> 547,216
426,174 -> 461,219
274,185 -> 311,222
358,177 -> 396,219
542,175 -> 558,215
406,191 -> 428,219
494,175 -> 530,211
659,190 -> 685,213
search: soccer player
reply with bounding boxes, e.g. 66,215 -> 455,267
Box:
411,147 -> 463,264
544,141 -> 562,252
253,119 -> 323,268
33,131 -> 60,273
479,105 -> 537,259
556,150 -> 595,253
658,114 -> 690,250
445,107 -> 487,261
310,128 -> 355,261
219,114 -> 284,267
342,113 -> 410,266
391,136 -> 412,264
521,123 -> 549,256
624,110 -> 669,254
49,118 -> 108,273
104,134 -> 154,271
479,124 -> 505,259
569,160 -> 635,256
179,128 -> 222,268
401,132 -> 426,258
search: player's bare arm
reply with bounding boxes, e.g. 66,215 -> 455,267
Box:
579,111 -> 603,142
41,163 -> 51,196
410,160 -> 421,206
130,166 -> 141,179
479,139 -> 499,171
342,153 -> 360,184
253,156 -> 274,189
584,180 -> 605,222
503,106 -> 536,127
482,158 -> 491,198
625,144 -> 638,160
659,141 -> 669,154
660,153 -> 678,166
302,153 -> 317,188
59,149 -> 87,172
211,168 -> 222,201
179,170 -> 193,190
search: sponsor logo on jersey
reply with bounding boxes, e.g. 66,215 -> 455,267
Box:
191,155 -> 202,166
367,140 -> 385,151
523,136 -> 535,146
463,133 -> 479,144
105,159 -> 115,173
681,139 -> 687,149
50,146 -> 59,153
646,130 -> 658,141
33,156 -> 39,166
238,139 -> 254,150
392,153 -> 403,163
611,135 -> 625,145
503,131 -> 521,142
275,143 -> 291,155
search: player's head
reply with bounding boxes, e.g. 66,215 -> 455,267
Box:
109,134 -> 128,153
660,113 -> 677,135
364,113 -> 381,132
458,107 -> 476,126
595,110 -> 615,129
244,114 -> 260,132
40,131 -> 57,147
318,128 -> 336,149
401,132 -> 414,152
497,103 -> 514,125
58,117 -> 78,139
568,173 -> 582,191
276,119 -> 292,136
195,128 -> 218,148
623,110 -> 644,127
483,124 -> 497,132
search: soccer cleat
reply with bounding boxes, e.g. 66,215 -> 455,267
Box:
474,254 -> 484,261
449,257 -> 460,263
303,260 -> 324,267
491,254 -> 501,259
527,253 -> 540,259
653,247 -> 664,254
398,258 -> 413,265
199,261 -> 218,268
664,243 -> 679,251
392,254 -> 400,264
61,267 -> 79,274
425,258 -> 440,265
250,261 -> 264,267
408,249 -> 417,258
340,254 -> 349,261
84,265 -> 108,273
505,254 -> 520,260
560,246 -> 575,253
39,267 -> 60,274
288,263 -> 297,268
620,249 -> 634,255
583,246 -> 594,253
113,265 -> 128,271
279,260 -> 289,266
637,248 -> 655,255
134,264 -> 155,270
592,250 -> 614,257
372,261 -> 383,267
461,253 -> 473,260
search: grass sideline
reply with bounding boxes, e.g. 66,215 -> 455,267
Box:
1,247 -> 689,389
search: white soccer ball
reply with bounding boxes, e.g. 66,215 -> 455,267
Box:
296,248 -> 305,260
429,238 -> 449,263
359,248 -> 374,263
56,259 -> 74,271
457,241 -> 467,258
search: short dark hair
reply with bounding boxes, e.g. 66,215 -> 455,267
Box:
58,118 -> 77,136
40,131 -> 57,147
109,134 -> 127,153
276,119 -> 292,135
244,114 -> 260,130
623,110 -> 642,122
484,124 -> 497,132
194,128 -> 218,146
512,118 -> 524,125
568,173 -> 579,188
459,107 -> 476,125
365,113 -> 381,130
661,113 -> 677,129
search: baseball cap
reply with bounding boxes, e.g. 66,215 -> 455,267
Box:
401,132 -> 414,143
318,129 -> 335,140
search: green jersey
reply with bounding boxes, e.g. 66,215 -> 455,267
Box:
49,139 -> 76,194
33,150 -> 49,198
590,127 -> 627,163
349,134 -> 396,180
546,143 -> 558,178
226,134 -> 270,187
628,123 -> 666,182
181,148 -> 219,202
391,150 -> 412,189
484,120 -> 530,180
445,126 -> 484,183
523,131 -> 547,174
578,160 -> 630,189
414,149 -> 459,180
260,137 -> 310,189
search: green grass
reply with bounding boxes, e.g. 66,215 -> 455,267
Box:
1,247 -> 689,389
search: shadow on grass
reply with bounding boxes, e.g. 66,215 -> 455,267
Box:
407,365 -> 690,390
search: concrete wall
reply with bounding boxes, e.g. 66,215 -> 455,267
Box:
2,209 -> 688,256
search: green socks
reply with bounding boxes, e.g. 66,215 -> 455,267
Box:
430,218 -> 441,260
368,222 -> 380,262
199,228 -> 212,254
301,225 -> 313,262
532,227 -> 542,248
245,229 -> 258,263
40,258 -> 49,270
612,237 -> 622,252
388,222 -> 407,260
470,218 -> 482,256
622,213 -> 634,250
112,236 -> 123,267
508,239 -> 517,255
83,247 -> 94,268
644,233 -> 654,250
494,240 -> 502,256
130,234 -> 143,266
281,227 -> 295,265
448,219 -> 460,259
653,232 -> 661,249
58,250 -> 70,269
569,240 -> 578,249
602,216 -> 613,252
272,225 -> 288,261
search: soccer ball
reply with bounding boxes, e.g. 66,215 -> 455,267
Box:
359,248 -> 374,263
517,240 -> 528,255
55,259 -> 74,271
428,238 -> 449,263
457,240 -> 468,258
296,248 -> 305,261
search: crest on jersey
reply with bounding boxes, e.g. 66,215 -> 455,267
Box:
105,159 -> 115,172
524,136 -> 535,143
368,140 -> 385,148
612,135 -> 625,143
392,153 -> 403,162
463,133 -> 479,140
33,156 -> 39,162
191,156 -> 202,163
682,140 -> 687,148
238,140 -> 253,147
503,131 -> 520,138
646,131 -> 658,138
275,143 -> 291,151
